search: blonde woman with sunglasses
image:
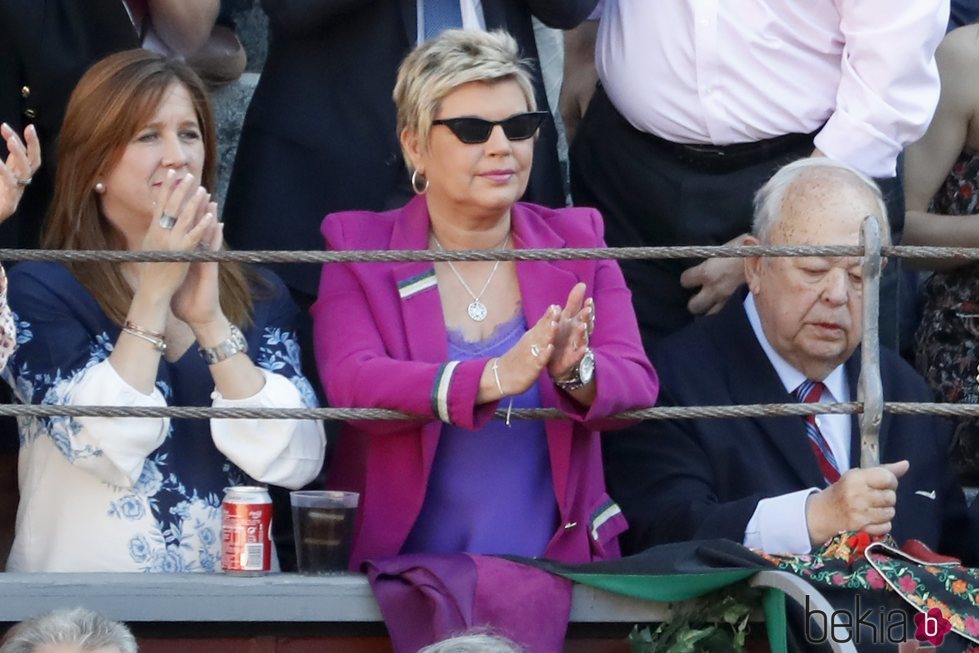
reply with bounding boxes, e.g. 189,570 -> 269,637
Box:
312,29 -> 657,569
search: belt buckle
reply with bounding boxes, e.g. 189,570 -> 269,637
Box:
683,143 -> 726,158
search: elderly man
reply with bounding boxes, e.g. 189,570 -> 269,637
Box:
604,158 -> 978,565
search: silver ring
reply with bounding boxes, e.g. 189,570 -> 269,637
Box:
159,213 -> 177,230
15,177 -> 31,187
530,343 -> 541,358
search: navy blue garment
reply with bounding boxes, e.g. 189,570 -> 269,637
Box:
2,262 -> 320,571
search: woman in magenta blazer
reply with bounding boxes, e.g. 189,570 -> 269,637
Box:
312,30 -> 658,570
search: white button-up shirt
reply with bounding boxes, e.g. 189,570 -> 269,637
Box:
590,0 -> 948,177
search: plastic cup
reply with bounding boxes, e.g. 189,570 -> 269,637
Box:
289,490 -> 359,574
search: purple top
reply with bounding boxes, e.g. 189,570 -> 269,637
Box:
401,313 -> 558,556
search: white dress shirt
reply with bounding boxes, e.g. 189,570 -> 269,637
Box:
416,0 -> 486,43
589,0 -> 948,177
741,294 -> 850,554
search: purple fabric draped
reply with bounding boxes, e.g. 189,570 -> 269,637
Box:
365,553 -> 573,653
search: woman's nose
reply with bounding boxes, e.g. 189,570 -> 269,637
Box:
484,124 -> 513,154
161,133 -> 189,168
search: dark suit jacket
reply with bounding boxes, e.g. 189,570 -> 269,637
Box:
604,290 -> 979,566
223,0 -> 596,295
0,0 -> 139,249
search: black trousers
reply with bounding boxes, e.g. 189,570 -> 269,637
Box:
570,87 -> 913,354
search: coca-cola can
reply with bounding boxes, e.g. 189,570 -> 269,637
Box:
221,485 -> 273,575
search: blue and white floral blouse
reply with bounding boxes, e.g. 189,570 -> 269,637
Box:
2,262 -> 325,572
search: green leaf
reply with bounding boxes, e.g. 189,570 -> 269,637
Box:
666,626 -> 716,653
625,583 -> 762,653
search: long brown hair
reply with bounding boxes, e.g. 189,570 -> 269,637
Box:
44,49 -> 256,326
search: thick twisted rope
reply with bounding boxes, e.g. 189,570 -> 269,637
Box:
0,239 -> 971,424
1,244 -> 978,263
3,401 -> 978,421
0,402 -> 859,420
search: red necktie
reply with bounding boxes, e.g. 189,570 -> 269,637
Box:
794,380 -> 842,485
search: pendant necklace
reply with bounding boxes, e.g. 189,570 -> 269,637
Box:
432,232 -> 511,322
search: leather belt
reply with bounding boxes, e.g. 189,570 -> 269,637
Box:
641,128 -> 819,173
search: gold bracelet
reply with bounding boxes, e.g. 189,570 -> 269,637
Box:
121,326 -> 167,353
124,321 -> 165,341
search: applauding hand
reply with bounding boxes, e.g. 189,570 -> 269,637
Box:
548,282 -> 593,382
137,170 -> 213,301
0,123 -> 41,222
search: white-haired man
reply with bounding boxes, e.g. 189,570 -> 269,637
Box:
605,158 -> 978,564
0,608 -> 137,653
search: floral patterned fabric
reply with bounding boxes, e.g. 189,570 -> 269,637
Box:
914,150 -> 979,483
2,262 -> 324,572
0,265 -> 15,373
757,532 -> 979,649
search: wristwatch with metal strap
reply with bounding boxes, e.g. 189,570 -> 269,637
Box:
198,324 -> 248,365
554,347 -> 596,392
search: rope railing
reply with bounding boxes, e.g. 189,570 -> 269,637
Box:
4,400 -> 979,421
2,243 -> 979,263
0,401 -> 867,420
0,230 -> 965,436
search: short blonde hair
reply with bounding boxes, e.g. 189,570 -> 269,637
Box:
393,29 -> 537,163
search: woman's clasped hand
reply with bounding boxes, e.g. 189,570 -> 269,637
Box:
488,282 -> 596,400
139,171 -> 216,302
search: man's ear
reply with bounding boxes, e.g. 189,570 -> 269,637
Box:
400,127 -> 424,173
743,235 -> 763,294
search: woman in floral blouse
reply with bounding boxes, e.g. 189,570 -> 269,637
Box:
1,50 -> 325,572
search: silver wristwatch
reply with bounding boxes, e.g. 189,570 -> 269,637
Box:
198,324 -> 248,365
554,347 -> 596,392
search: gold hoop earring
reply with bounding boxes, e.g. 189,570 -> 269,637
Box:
411,169 -> 429,195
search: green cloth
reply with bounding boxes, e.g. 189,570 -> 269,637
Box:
552,569 -> 786,653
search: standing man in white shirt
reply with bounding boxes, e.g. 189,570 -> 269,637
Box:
561,0 -> 948,349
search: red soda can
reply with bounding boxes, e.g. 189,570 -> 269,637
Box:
221,486 -> 273,575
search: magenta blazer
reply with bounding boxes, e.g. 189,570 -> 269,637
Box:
312,195 -> 659,569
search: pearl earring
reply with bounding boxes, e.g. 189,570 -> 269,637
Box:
94,182 -> 105,193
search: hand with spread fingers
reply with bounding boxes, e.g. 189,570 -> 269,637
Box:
0,122 -> 41,222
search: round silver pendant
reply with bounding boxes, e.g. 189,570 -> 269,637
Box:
467,300 -> 488,322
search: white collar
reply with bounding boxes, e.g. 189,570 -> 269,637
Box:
743,293 -> 847,402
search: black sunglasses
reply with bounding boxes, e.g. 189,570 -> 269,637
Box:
432,111 -> 549,144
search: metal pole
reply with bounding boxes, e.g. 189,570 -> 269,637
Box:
859,216 -> 883,468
